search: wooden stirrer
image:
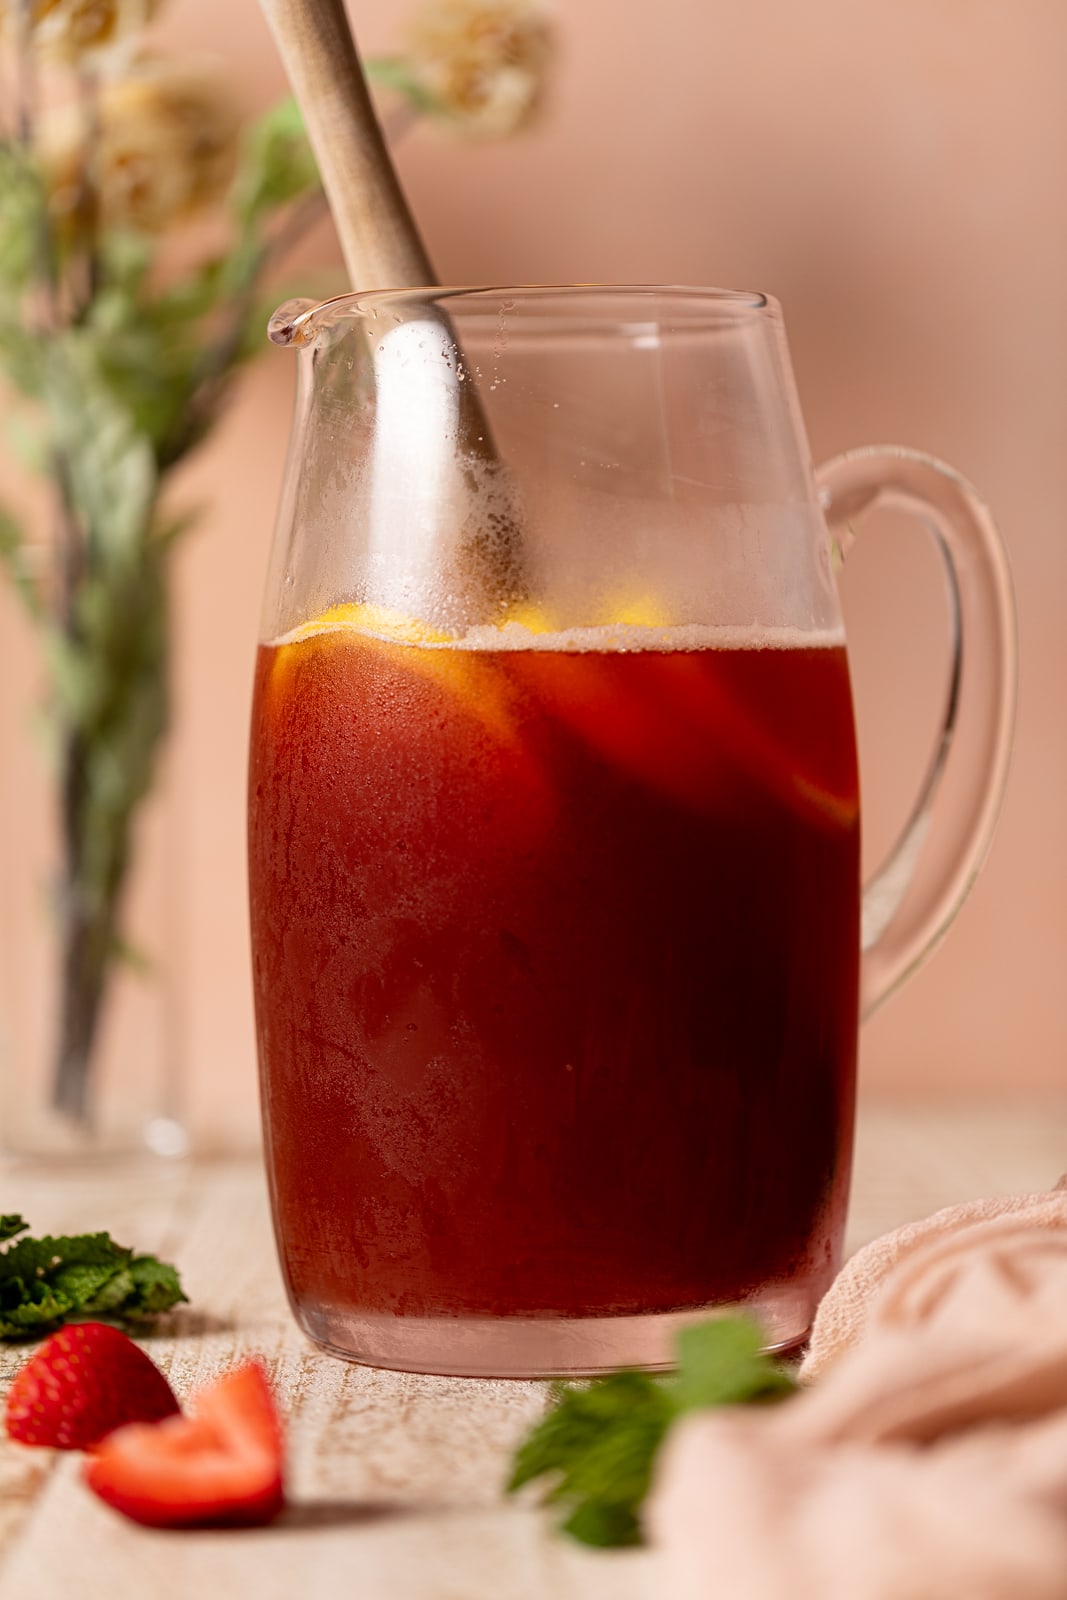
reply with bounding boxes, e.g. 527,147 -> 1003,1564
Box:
257,0 -> 525,621
257,0 -> 435,291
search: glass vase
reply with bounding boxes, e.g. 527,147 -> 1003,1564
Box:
0,576 -> 188,1162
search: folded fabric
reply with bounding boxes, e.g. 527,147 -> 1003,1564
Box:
649,1403 -> 1067,1600
647,1180 -> 1067,1600
803,1176 -> 1067,1381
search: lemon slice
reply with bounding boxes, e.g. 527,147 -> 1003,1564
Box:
284,594 -> 672,648
499,596 -> 672,636
272,601 -> 522,744
599,594 -> 670,629
285,601 -> 455,648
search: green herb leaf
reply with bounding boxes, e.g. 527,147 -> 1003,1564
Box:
561,1500 -> 643,1549
50,1260 -> 128,1307
120,1256 -> 187,1319
364,56 -> 447,117
4,408 -> 49,475
506,1316 -> 797,1549
671,1316 -> 797,1412
0,142 -> 45,293
509,1370 -> 672,1494
44,334 -> 158,565
0,505 -> 43,623
231,95 -> 322,229
0,1220 -> 187,1340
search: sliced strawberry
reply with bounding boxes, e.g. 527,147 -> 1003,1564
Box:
84,1360 -> 285,1529
4,1323 -> 180,1450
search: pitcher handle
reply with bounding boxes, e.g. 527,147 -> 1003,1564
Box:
815,447 -> 1017,1017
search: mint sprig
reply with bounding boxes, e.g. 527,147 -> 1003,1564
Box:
0,1216 -> 186,1339
507,1316 -> 796,1547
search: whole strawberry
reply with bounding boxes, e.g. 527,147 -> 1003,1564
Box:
5,1323 -> 180,1449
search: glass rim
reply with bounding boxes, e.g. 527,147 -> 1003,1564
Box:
267,283 -> 774,347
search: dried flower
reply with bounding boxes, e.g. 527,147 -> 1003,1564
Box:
405,0 -> 553,139
41,59 -> 239,233
0,0 -> 164,70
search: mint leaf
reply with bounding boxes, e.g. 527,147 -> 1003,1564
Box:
508,1370 -> 671,1551
672,1317 -> 797,1413
0,1288 -> 76,1338
0,1231 -> 128,1284
562,1500 -> 643,1549
507,1316 -> 797,1548
50,1260 -> 128,1307
80,1267 -> 137,1314
510,1370 -> 672,1489
121,1257 -> 187,1319
0,1221 -> 186,1339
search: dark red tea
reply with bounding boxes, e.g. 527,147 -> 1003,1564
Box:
248,612 -> 860,1327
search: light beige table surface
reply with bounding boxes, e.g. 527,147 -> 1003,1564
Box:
0,1103 -> 1064,1599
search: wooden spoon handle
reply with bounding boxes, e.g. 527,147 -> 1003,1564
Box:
257,0 -> 435,291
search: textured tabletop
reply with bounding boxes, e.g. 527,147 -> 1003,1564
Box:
0,1102 -> 1064,1599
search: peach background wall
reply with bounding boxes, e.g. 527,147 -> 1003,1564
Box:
15,1 -> 1067,1144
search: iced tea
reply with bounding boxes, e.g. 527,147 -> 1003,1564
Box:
248,613 -> 860,1332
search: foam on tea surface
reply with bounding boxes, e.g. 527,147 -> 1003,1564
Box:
274,602 -> 846,655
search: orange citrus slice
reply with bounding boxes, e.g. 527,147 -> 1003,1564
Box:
284,601 -> 455,648
270,601 -> 520,744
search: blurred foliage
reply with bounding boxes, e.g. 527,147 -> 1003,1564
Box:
0,0 -> 555,1123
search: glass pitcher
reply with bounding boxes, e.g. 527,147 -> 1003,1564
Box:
249,286 -> 1015,1378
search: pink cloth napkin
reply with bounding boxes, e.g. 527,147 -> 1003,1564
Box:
803,1176 -> 1067,1382
647,1178 -> 1067,1600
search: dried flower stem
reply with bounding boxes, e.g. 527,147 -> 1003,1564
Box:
8,15 -> 113,1119
14,0 -> 35,146
73,65 -> 102,316
158,186 -> 329,471
51,457 -> 95,1119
